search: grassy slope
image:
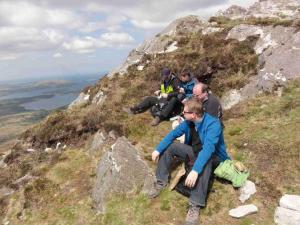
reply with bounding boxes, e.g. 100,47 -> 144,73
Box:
3,80 -> 299,225
0,111 -> 48,153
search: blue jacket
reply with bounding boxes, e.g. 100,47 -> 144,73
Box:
180,78 -> 197,100
156,113 -> 230,174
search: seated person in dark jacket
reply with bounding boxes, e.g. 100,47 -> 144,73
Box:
192,82 -> 222,119
123,67 -> 180,126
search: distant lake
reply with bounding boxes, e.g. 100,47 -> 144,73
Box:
0,74 -> 104,115
20,93 -> 78,110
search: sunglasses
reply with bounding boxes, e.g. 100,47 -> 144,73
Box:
182,111 -> 193,115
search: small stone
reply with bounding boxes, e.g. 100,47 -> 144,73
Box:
13,174 -> 36,186
45,147 -> 53,153
108,130 -> 117,140
229,204 -> 258,218
26,148 -> 35,152
279,194 -> 300,212
62,145 -> 67,149
0,159 -> 7,168
239,180 -> 256,203
56,142 -> 61,150
0,187 -> 14,199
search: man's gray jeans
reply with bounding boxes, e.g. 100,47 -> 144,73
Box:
156,142 -> 213,207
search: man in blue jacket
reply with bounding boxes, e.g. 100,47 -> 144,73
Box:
149,98 -> 230,225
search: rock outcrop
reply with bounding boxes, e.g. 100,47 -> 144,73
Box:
107,16 -> 208,77
222,18 -> 300,109
92,137 -> 155,213
218,0 -> 300,20
68,92 -> 90,109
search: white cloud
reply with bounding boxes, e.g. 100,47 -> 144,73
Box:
0,27 -> 64,50
130,19 -> 168,29
63,37 -> 98,54
0,1 -> 83,29
101,32 -> 134,45
63,32 -> 135,53
53,53 -> 62,58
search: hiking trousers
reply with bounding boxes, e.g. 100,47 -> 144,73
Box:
135,96 -> 180,119
156,143 -> 213,207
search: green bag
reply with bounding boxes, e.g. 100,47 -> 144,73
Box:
214,160 -> 250,188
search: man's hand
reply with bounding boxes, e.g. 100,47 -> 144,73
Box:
185,170 -> 198,188
154,90 -> 161,96
152,150 -> 160,163
179,87 -> 185,94
161,93 -> 168,99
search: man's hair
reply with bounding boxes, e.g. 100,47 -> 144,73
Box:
200,83 -> 209,93
180,68 -> 192,77
194,83 -> 209,94
185,98 -> 204,117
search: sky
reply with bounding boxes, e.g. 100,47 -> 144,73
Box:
0,0 -> 258,81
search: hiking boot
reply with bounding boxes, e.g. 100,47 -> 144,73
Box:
185,204 -> 200,225
151,116 -> 161,126
123,107 -> 136,115
147,182 -> 166,199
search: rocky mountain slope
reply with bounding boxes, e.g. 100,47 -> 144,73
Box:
1,0 -> 299,224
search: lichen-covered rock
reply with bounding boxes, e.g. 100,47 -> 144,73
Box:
218,0 -> 300,20
91,90 -> 107,105
89,131 -> 107,154
92,137 -> 155,213
107,16 -> 207,77
223,24 -> 300,109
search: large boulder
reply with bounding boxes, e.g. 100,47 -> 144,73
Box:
92,137 -> 155,213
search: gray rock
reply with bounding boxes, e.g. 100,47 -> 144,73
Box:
107,16 -> 207,78
13,174 -> 36,186
274,207 -> 300,225
108,130 -> 117,140
279,195 -> 300,212
218,0 -> 300,20
68,92 -> 90,109
91,91 -> 107,105
0,159 -> 7,168
92,137 -> 155,213
89,131 -> 107,154
0,187 -> 14,199
229,204 -> 258,218
239,180 -> 257,203
223,24 -> 300,109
